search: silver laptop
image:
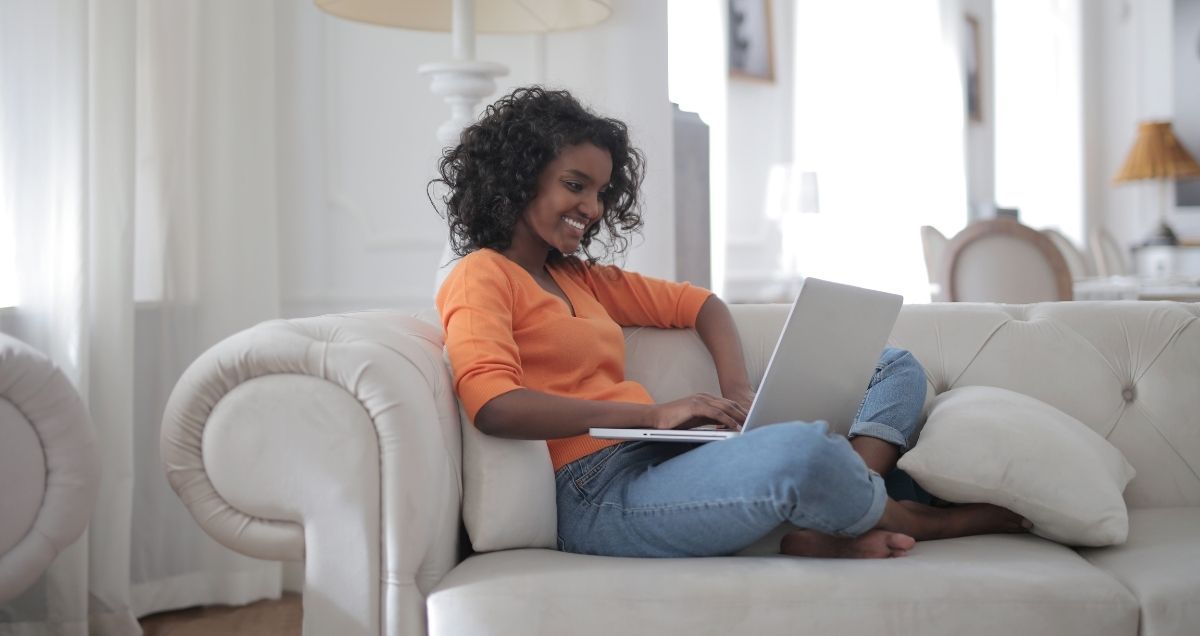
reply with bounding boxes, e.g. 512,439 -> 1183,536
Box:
589,278 -> 903,443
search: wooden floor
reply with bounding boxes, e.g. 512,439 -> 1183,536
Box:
139,594 -> 301,636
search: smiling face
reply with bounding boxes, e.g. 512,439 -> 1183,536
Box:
507,143 -> 613,266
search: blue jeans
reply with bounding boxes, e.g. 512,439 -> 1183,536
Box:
555,347 -> 928,557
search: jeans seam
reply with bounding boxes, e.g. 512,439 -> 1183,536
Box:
848,420 -> 910,450
853,359 -> 889,423
841,470 -> 889,536
583,494 -> 835,531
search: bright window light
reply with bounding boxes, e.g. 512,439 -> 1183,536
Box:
994,0 -> 1084,244
0,233 -> 14,308
0,132 -> 16,308
789,0 -> 966,302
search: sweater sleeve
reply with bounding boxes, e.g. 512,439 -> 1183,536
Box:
436,256 -> 525,422
575,259 -> 713,329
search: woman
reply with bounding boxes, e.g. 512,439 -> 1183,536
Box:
434,86 -> 1027,559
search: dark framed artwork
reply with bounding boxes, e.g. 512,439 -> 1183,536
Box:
728,0 -> 774,82
1175,0 -> 1200,207
963,14 -> 982,123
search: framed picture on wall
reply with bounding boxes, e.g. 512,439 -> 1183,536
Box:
963,14 -> 982,123
729,0 -> 774,82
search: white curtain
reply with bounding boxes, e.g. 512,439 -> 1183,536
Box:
1,1 -> 287,633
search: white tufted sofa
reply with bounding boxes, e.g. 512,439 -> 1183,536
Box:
160,301 -> 1200,636
0,333 -> 100,602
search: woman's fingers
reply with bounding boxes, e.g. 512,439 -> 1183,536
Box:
716,394 -> 748,424
656,394 -> 749,430
695,394 -> 744,430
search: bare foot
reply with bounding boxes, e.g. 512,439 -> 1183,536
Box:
885,500 -> 1031,540
780,529 -> 916,559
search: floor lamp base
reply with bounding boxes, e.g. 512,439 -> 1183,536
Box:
419,60 -> 508,147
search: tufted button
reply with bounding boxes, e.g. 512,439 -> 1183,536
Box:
1122,387 -> 1136,402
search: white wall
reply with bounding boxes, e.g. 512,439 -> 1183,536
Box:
960,0 -> 995,221
274,0 -> 1191,318
725,0 -> 795,283
1083,0 -> 1196,248
277,0 -> 672,318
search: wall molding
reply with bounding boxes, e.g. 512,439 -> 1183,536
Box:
326,193 -> 446,252
282,291 -> 435,318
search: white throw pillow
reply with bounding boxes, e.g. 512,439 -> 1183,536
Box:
459,403 -> 558,552
441,331 -> 556,553
897,385 -> 1135,547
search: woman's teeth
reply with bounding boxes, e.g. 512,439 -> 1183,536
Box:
563,217 -> 585,230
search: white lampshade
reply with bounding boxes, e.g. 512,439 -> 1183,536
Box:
314,0 -> 612,33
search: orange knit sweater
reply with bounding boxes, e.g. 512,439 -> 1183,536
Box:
437,248 -> 713,471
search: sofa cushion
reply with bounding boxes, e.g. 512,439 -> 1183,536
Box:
427,534 -> 1137,636
1077,507 -> 1200,636
897,385 -> 1135,546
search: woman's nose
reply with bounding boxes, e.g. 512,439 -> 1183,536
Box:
582,195 -> 602,220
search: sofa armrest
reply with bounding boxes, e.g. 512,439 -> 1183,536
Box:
0,333 -> 100,602
160,311 -> 463,636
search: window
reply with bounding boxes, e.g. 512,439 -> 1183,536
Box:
994,0 -> 1084,243
788,0 -> 967,302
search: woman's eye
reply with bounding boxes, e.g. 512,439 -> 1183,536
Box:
564,181 -> 583,192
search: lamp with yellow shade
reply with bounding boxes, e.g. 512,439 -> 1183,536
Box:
1113,120 -> 1200,246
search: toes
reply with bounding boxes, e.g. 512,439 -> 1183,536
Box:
887,533 -> 917,551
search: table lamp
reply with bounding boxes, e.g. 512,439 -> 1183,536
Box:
1113,120 -> 1200,246
315,0 -> 613,146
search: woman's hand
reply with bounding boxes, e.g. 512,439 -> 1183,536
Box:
649,393 -> 747,431
723,385 -> 756,415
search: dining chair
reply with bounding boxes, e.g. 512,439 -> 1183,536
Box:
943,218 -> 1074,302
1088,227 -> 1130,278
920,225 -> 949,301
1040,228 -> 1092,280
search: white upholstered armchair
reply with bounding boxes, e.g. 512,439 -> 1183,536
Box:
0,333 -> 100,602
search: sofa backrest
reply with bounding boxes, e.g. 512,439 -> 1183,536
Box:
625,302 -> 1200,509
454,300 -> 1200,552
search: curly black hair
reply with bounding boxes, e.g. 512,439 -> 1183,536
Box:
430,86 -> 645,264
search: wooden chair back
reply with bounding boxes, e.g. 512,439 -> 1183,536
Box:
943,218 -> 1073,302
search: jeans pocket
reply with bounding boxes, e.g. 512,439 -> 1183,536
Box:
572,443 -> 625,492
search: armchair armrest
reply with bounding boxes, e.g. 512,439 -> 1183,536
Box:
160,311 -> 463,636
0,333 -> 99,602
